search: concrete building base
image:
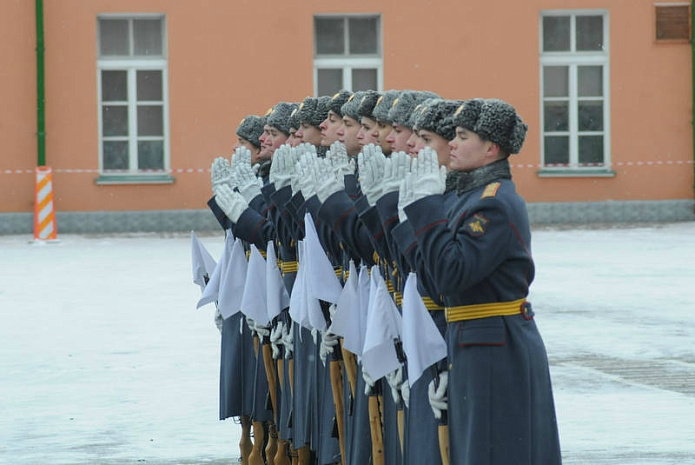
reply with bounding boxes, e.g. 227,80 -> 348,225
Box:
1,200 -> 694,235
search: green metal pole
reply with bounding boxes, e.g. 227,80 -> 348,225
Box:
36,0 -> 46,167
692,0 -> 695,198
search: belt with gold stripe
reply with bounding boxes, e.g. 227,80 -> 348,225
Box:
281,261 -> 298,274
445,298 -> 528,322
245,249 -> 267,260
391,293 -> 444,311
422,296 -> 444,311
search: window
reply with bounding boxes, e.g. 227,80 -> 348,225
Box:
314,15 -> 382,96
97,15 -> 170,182
655,3 -> 691,41
540,11 -> 612,175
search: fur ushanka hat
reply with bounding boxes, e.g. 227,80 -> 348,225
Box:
413,99 -> 463,142
453,98 -> 528,154
265,102 -> 298,136
388,90 -> 440,129
235,115 -> 265,148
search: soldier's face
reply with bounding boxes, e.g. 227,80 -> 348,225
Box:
338,115 -> 361,156
234,137 -> 261,164
406,130 -> 424,157
419,129 -> 451,168
386,123 -> 412,154
357,117 -> 379,147
449,127 -> 494,172
260,125 -> 288,160
297,122 -> 322,146
286,128 -> 302,147
376,121 -> 392,155
320,110 -> 342,147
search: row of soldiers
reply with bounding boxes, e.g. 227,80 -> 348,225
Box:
202,89 -> 563,465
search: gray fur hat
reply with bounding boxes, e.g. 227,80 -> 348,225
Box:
235,115 -> 265,148
372,89 -> 400,124
413,99 -> 463,141
266,102 -> 298,136
288,104 -> 301,131
327,90 -> 353,117
357,90 -> 382,120
388,90 -> 440,128
296,96 -> 331,128
340,91 -> 366,121
453,98 -> 528,154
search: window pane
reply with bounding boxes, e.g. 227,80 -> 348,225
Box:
138,141 -> 164,170
102,71 -> 127,101
133,19 -> 163,56
102,105 -> 128,136
578,66 -> 602,97
543,66 -> 569,97
576,16 -> 603,51
99,19 -> 129,56
315,18 -> 345,55
578,101 -> 603,131
352,68 -> 377,91
137,71 -> 162,101
544,136 -> 569,165
349,17 -> 378,54
103,141 -> 129,170
138,105 -> 163,136
544,102 -> 569,131
543,16 -> 570,51
317,69 -> 343,96
579,135 -> 604,165
656,6 -> 690,40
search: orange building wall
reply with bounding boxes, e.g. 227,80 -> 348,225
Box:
1,0 -> 692,213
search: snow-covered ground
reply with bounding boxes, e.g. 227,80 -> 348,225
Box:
1,222 -> 695,465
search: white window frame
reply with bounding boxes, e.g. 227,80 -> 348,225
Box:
313,14 -> 383,95
539,10 -> 612,176
96,14 -> 171,182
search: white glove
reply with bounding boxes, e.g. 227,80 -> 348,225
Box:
246,317 -> 256,334
319,328 -> 340,364
290,144 -> 312,196
397,173 -> 415,223
315,158 -> 344,203
382,151 -> 410,195
411,147 -> 447,200
215,184 -> 248,223
236,161 -> 263,203
232,145 -> 252,169
254,320 -> 271,339
428,371 -> 448,420
270,321 -> 284,359
211,157 -> 233,195
269,144 -> 293,189
295,151 -> 318,199
214,307 -> 224,334
362,367 -> 376,396
282,321 -> 294,359
358,144 -> 386,206
385,366 -> 405,405
326,141 -> 355,178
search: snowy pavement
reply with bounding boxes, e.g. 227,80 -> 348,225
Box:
1,222 -> 695,464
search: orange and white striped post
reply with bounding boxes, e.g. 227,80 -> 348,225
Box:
33,166 -> 58,241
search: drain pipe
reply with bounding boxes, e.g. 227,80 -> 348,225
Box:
36,0 -> 46,167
